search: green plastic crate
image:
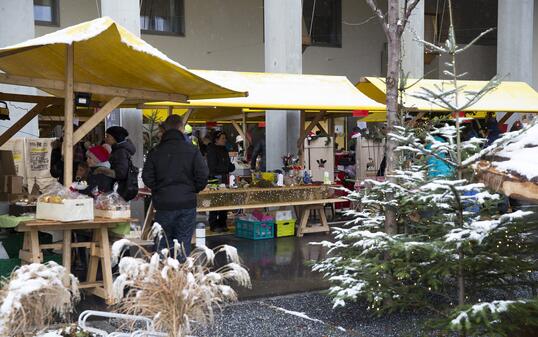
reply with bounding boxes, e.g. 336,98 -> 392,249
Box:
235,219 -> 275,240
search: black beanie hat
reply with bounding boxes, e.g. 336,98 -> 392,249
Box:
106,126 -> 129,143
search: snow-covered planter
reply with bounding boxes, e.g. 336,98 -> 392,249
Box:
0,261 -> 79,337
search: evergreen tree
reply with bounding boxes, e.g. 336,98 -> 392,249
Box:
315,2 -> 538,334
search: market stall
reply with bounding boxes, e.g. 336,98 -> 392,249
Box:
137,71 -> 385,239
0,17 -> 244,302
475,123 -> 538,203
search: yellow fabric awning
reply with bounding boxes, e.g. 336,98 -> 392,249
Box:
358,77 -> 538,113
146,70 -> 385,112
0,17 -> 245,102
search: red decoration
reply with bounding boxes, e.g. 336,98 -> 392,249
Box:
353,110 -> 369,117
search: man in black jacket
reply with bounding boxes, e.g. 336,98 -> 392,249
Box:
142,115 -> 209,258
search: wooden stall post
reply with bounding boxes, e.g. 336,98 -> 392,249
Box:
63,44 -> 75,186
242,111 -> 249,150
167,106 -> 173,116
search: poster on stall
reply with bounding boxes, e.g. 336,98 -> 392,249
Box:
25,138 -> 55,191
0,137 -> 55,192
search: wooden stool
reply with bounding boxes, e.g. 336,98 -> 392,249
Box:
296,204 -> 330,237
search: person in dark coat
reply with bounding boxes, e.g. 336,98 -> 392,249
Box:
80,145 -> 115,197
103,126 -> 136,181
142,115 -> 209,259
206,131 -> 235,232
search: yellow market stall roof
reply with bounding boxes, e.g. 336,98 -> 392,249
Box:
0,17 -> 245,103
145,70 -> 385,112
358,77 -> 538,113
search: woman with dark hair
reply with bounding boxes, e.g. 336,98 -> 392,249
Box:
206,131 -> 235,232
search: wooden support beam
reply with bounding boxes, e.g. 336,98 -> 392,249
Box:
182,108 -> 193,125
73,96 -> 125,144
0,73 -> 188,102
316,122 -> 328,135
210,112 -> 265,121
297,111 -> 326,150
231,120 -> 246,141
63,44 -> 75,186
498,112 -> 515,126
167,106 -> 173,116
0,102 -> 48,146
0,92 -> 62,105
242,111 -> 249,149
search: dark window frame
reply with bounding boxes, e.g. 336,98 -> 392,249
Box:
303,0 -> 342,48
140,0 -> 186,37
34,0 -> 60,27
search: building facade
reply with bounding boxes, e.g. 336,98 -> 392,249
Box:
1,0 -> 538,164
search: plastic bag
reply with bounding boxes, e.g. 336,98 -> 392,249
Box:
95,184 -> 130,211
38,181 -> 90,204
0,242 -> 8,259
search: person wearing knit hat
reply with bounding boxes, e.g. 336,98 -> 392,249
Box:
103,126 -> 136,182
105,126 -> 129,144
80,145 -> 115,197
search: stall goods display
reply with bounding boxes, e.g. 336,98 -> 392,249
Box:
197,185 -> 335,209
36,183 -> 94,222
8,198 -> 37,216
94,189 -> 130,219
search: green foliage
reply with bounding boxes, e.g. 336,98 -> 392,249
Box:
313,125 -> 538,335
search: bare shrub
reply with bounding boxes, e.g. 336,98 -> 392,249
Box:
112,238 -> 251,337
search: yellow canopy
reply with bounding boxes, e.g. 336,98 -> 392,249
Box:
0,17 -> 245,102
146,70 -> 385,112
358,77 -> 538,113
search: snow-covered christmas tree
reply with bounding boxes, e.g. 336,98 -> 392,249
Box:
314,1 -> 538,335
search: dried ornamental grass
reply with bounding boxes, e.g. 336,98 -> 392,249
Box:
0,261 -> 79,337
112,238 -> 251,337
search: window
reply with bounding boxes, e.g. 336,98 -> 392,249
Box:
303,0 -> 341,47
34,0 -> 59,26
141,0 -> 185,36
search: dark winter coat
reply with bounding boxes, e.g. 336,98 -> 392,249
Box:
142,129 -> 209,210
206,143 -> 235,177
109,139 -> 136,181
80,167 -> 115,197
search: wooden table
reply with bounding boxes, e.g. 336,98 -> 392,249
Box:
16,217 -> 135,304
141,193 -> 345,239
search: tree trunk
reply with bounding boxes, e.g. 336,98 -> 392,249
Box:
384,0 -> 402,236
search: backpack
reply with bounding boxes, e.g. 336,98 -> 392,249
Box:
117,157 -> 139,201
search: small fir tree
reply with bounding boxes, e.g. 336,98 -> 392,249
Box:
314,1 -> 538,334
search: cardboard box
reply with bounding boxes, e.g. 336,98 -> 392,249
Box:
0,176 -> 23,194
36,198 -> 94,222
0,151 -> 16,177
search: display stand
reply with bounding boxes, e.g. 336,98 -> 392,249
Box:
16,217 -> 135,304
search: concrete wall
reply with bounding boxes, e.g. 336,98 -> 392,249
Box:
426,45 -> 497,81
0,0 -> 39,139
35,0 -> 386,83
534,0 -> 538,89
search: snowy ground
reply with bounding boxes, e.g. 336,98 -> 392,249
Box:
91,291 -> 426,337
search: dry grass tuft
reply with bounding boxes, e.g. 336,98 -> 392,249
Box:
113,241 -> 251,337
0,261 -> 80,337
